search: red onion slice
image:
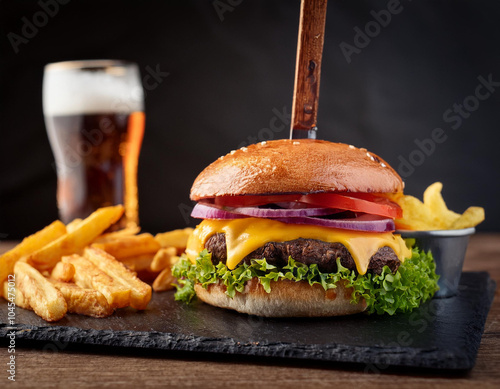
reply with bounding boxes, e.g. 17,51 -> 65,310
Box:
191,203 -> 245,220
192,203 -> 395,232
273,214 -> 395,232
226,206 -> 338,218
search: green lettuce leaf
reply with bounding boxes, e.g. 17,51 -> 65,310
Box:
172,248 -> 439,315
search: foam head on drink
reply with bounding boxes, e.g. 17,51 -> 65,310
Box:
43,60 -> 145,228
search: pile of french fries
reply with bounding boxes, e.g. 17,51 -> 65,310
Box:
0,205 -> 193,322
392,182 -> 485,230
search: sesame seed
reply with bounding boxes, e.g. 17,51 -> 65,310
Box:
260,141 -> 267,146
241,147 -> 248,152
230,150 -> 236,155
366,152 -> 371,158
349,145 -> 355,149
293,141 -> 300,145
381,162 -> 386,167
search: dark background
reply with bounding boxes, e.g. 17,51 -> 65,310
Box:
0,0 -> 499,238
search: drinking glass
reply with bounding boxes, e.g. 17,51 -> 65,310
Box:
42,60 -> 145,228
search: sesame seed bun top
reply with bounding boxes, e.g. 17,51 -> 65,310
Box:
190,139 -> 403,201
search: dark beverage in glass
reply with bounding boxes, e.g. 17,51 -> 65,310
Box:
43,60 -> 145,227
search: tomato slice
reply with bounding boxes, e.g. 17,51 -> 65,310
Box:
300,193 -> 402,218
210,193 -> 402,218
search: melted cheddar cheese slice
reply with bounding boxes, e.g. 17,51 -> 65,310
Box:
186,218 -> 411,275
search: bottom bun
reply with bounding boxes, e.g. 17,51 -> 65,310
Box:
194,278 -> 367,317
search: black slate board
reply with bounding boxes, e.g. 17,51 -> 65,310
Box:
0,272 -> 496,370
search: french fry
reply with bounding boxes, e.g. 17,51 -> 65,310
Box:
27,205 -> 124,271
3,281 -> 30,310
66,218 -> 82,233
92,233 -> 160,259
423,182 -> 460,228
84,247 -> 151,310
395,195 -> 435,230
0,220 -> 66,296
150,247 -> 178,272
450,206 -> 485,229
93,225 -> 141,244
155,228 -> 193,253
152,266 -> 176,292
50,280 -> 114,318
121,254 -> 154,272
62,254 -> 130,308
51,262 -> 75,283
14,262 -> 67,322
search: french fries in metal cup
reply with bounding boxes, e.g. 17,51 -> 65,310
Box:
394,182 -> 485,298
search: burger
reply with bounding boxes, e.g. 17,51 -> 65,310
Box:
173,139 -> 438,317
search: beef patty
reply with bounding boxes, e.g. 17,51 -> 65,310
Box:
205,233 -> 400,275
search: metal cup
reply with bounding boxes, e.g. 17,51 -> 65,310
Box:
396,228 -> 475,298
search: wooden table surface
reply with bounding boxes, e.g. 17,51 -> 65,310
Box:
1,234 -> 499,388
